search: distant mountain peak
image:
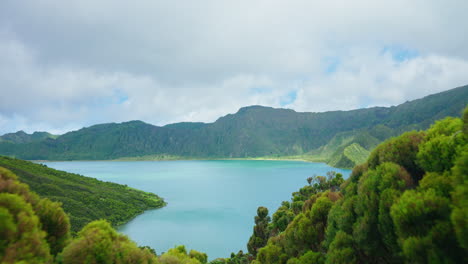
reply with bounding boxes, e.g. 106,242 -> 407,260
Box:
0,130 -> 56,144
122,120 -> 148,125
236,105 -> 296,114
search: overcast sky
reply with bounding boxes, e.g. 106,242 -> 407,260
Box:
1,0 -> 467,135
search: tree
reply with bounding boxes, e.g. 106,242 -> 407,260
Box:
391,189 -> 463,263
60,220 -> 157,264
35,198 -> 71,256
368,131 -> 425,182
451,149 -> 468,250
0,193 -> 52,263
247,207 -> 271,256
158,245 -> 204,264
326,231 -> 357,264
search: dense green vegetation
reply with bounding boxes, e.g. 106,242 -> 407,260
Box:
0,157 -> 165,232
0,105 -> 466,263
228,106 -> 468,264
0,167 -> 209,263
1,85 -> 467,168
0,167 -> 70,262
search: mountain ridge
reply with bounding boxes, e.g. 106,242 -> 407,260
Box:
1,85 -> 467,168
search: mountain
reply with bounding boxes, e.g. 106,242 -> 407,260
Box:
0,156 -> 165,232
241,106 -> 468,264
0,85 -> 467,168
0,130 -> 57,143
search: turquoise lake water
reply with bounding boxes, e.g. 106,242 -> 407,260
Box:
43,160 -> 350,260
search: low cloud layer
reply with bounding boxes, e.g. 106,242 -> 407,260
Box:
1,0 -> 467,134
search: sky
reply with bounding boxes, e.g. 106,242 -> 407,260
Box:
1,0 -> 467,135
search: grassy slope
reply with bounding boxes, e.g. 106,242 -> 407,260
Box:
343,143 -> 370,165
0,156 -> 165,232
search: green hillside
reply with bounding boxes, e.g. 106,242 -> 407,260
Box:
0,156 -> 165,232
0,130 -> 57,143
0,166 -> 205,263
235,106 -> 468,264
0,107 -> 466,263
0,85 -> 467,169
327,143 -> 370,168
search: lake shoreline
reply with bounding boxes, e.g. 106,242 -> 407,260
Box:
32,156 -> 333,166
33,156 -> 350,169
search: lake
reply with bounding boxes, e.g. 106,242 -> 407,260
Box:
43,160 -> 350,260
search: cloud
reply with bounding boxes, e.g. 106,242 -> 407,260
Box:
0,0 -> 467,134
289,52 -> 468,112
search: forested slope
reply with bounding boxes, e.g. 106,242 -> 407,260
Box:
0,167 -> 208,263
227,106 -> 468,264
0,157 -> 165,232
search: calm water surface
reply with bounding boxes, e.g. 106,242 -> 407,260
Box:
43,160 -> 350,259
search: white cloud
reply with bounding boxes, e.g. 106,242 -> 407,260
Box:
0,0 -> 467,134
289,52 -> 468,112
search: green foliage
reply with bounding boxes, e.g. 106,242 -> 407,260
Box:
283,213 -> 314,256
323,196 -> 356,249
189,249 -> 208,264
286,250 -> 323,264
391,189 -> 450,233
451,150 -> 468,250
256,244 -> 288,264
348,163 -> 409,261
60,220 -> 157,264
0,168 -> 179,263
268,172 -> 344,240
0,166 -> 70,261
417,118 -> 463,173
285,194 -> 334,255
158,245 -> 206,264
425,116 -> 463,140
222,250 -> 251,264
368,131 -> 425,182
247,207 -> 271,256
0,156 -> 165,232
325,231 -> 357,264
298,172 -> 344,198
251,105 -> 468,264
271,202 -> 295,233
391,188 -> 461,262
464,106 -> 468,135
35,198 -> 71,255
0,192 -> 52,263
419,171 -> 453,197
251,189 -> 340,264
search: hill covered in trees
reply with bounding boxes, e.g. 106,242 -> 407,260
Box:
224,106 -> 468,264
0,157 -> 165,232
0,85 -> 467,168
1,106 -> 466,263
0,166 -> 209,263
